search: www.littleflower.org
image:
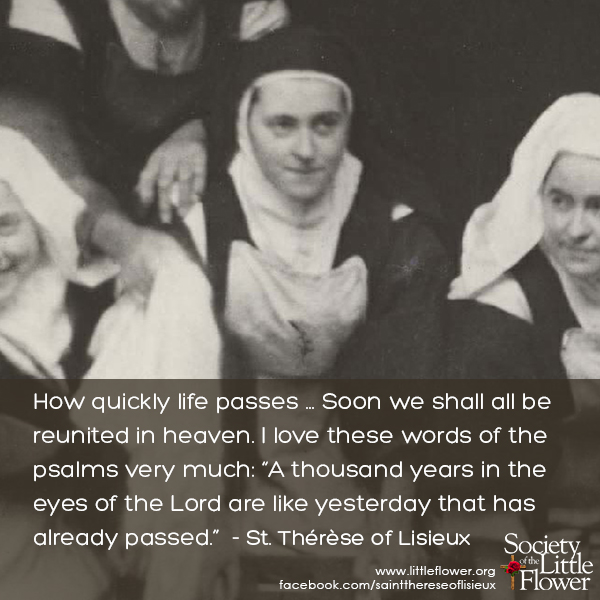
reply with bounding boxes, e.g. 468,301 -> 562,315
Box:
376,565 -> 495,577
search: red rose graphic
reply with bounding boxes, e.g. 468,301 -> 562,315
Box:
507,561 -> 521,574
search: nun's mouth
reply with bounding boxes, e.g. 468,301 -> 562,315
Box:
560,247 -> 600,267
286,167 -> 324,175
569,251 -> 598,261
561,245 -> 599,257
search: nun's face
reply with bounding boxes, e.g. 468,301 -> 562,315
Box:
248,78 -> 350,205
541,152 -> 600,280
0,183 -> 41,306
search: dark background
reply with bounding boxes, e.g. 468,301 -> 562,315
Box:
290,0 -> 600,238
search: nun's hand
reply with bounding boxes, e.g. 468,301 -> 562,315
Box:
118,227 -> 194,298
84,208 -> 197,297
136,119 -> 207,224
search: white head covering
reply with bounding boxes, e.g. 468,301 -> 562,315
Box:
450,93 -> 600,301
228,71 -> 363,274
0,127 -> 115,381
0,127 -> 117,285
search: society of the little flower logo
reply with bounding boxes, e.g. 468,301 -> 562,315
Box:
501,534 -> 594,591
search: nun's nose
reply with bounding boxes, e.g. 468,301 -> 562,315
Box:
294,128 -> 316,162
567,207 -> 592,239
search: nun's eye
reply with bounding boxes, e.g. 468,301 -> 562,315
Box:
268,116 -> 297,135
0,213 -> 22,235
547,193 -> 573,212
586,196 -> 600,214
313,113 -> 343,136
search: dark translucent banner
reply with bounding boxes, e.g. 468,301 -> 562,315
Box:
1,379 -> 597,598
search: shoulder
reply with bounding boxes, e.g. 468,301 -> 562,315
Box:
335,190 -> 452,380
447,256 -> 537,379
355,158 -> 447,260
447,298 -> 537,378
469,273 -> 533,323
340,170 -> 454,324
448,251 -> 578,379
390,210 -> 447,261
379,206 -> 453,295
355,166 -> 447,257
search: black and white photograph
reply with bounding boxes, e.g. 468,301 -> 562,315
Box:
0,1 -> 599,599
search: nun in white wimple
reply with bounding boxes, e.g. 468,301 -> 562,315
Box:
449,93 -> 600,377
450,93 -> 600,335
198,25 -> 451,594
0,123 -> 222,381
0,125 -> 224,600
0,127 -> 117,383
449,94 -> 600,600
0,126 -> 117,600
223,66 -> 367,379
205,26 -> 447,379
219,30 -> 373,572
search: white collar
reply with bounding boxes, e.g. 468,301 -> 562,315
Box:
229,151 -> 362,274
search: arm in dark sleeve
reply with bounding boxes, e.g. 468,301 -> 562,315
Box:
337,212 -> 454,380
335,214 -> 453,475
